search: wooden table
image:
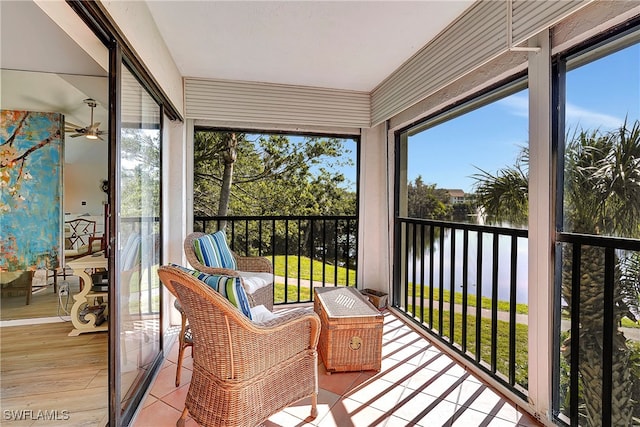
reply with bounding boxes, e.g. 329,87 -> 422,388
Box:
66,252 -> 108,336
314,287 -> 383,373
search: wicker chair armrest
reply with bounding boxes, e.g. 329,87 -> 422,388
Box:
238,312 -> 320,373
234,254 -> 273,273
250,309 -> 321,350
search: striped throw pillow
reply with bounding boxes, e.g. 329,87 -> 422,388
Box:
169,264 -> 252,320
192,230 -> 237,270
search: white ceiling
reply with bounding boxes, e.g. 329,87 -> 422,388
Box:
146,0 -> 475,92
1,0 -> 475,142
0,1 -> 108,164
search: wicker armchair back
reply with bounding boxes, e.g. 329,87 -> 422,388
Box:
184,232 -> 274,309
158,265 -> 320,427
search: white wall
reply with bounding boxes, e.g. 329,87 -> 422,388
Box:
63,157 -> 108,218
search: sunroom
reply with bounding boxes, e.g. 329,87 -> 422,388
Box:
1,1 -> 639,426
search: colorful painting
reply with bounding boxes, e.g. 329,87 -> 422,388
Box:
0,110 -> 63,271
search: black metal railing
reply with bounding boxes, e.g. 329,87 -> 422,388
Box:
554,232 -> 640,427
194,215 -> 358,304
394,217 -> 529,398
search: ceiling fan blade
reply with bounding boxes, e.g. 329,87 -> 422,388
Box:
65,127 -> 86,134
69,133 -> 84,138
96,134 -> 105,141
65,121 -> 84,129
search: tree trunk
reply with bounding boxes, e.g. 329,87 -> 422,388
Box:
217,133 -> 237,230
561,245 -> 633,426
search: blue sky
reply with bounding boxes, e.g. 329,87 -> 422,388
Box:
407,42 -> 639,193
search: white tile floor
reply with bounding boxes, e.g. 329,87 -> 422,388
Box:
133,311 -> 541,427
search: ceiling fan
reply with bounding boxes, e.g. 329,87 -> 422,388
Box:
64,98 -> 106,140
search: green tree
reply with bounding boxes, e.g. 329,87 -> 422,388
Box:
407,176 -> 452,220
120,128 -> 160,217
472,121 -> 640,426
561,121 -> 640,426
472,147 -> 528,227
193,131 -> 355,217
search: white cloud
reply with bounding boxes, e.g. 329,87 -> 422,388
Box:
497,94 -> 528,118
565,103 -> 624,131
497,95 -> 624,131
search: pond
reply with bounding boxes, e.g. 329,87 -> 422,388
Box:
406,228 -> 529,304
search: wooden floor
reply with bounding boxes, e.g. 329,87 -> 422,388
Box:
1,271 -> 79,321
1,272 -> 108,426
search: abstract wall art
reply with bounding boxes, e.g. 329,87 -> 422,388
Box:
0,110 -> 63,272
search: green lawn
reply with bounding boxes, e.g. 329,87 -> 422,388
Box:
273,255 -> 356,285
272,255 -> 356,304
406,283 -> 530,315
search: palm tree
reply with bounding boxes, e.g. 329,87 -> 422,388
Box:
472,146 -> 529,227
472,120 -> 640,426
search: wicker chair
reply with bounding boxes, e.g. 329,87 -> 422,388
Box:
184,232 -> 274,310
158,265 -> 320,427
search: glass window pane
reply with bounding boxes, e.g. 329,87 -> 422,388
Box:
398,86 -> 530,393
406,89 -> 529,227
119,64 -> 161,411
563,42 -> 640,238
558,35 -> 640,426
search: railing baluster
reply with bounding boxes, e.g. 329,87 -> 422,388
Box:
258,220 -> 263,257
322,219 -> 327,286
420,224 -> 426,324
509,235 -> 517,386
438,225 -> 444,337
412,221 -> 418,317
404,222 -> 411,311
334,218 -> 339,287
346,219 -> 351,287
429,225 -> 434,329
271,218 -> 276,296
310,219 -> 315,290
450,228 -> 456,344
491,232 -> 499,374
462,229 -> 469,353
476,230 -> 483,364
245,219 -> 249,256
570,242 -> 581,427
284,218 -> 289,303
353,218 -> 358,287
602,247 -> 614,427
297,218 -> 302,301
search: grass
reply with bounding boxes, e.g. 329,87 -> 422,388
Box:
273,282 -> 313,304
273,255 -> 356,285
271,256 -> 356,304
406,283 -> 530,315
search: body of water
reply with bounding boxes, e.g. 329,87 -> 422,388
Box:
406,228 -> 529,304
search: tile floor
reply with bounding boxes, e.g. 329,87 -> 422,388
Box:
133,311 -> 541,427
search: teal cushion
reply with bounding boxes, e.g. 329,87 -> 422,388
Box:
192,230 -> 237,270
169,264 -> 252,319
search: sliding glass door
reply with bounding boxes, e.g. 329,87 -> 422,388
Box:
117,63 -> 162,419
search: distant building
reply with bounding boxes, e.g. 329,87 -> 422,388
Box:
445,189 -> 467,205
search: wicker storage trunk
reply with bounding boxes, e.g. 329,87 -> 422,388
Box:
314,287 -> 383,373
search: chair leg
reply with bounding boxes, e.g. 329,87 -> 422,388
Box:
310,392 -> 318,419
25,271 -> 33,306
51,269 -> 58,294
175,312 -> 188,387
177,407 -> 189,427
